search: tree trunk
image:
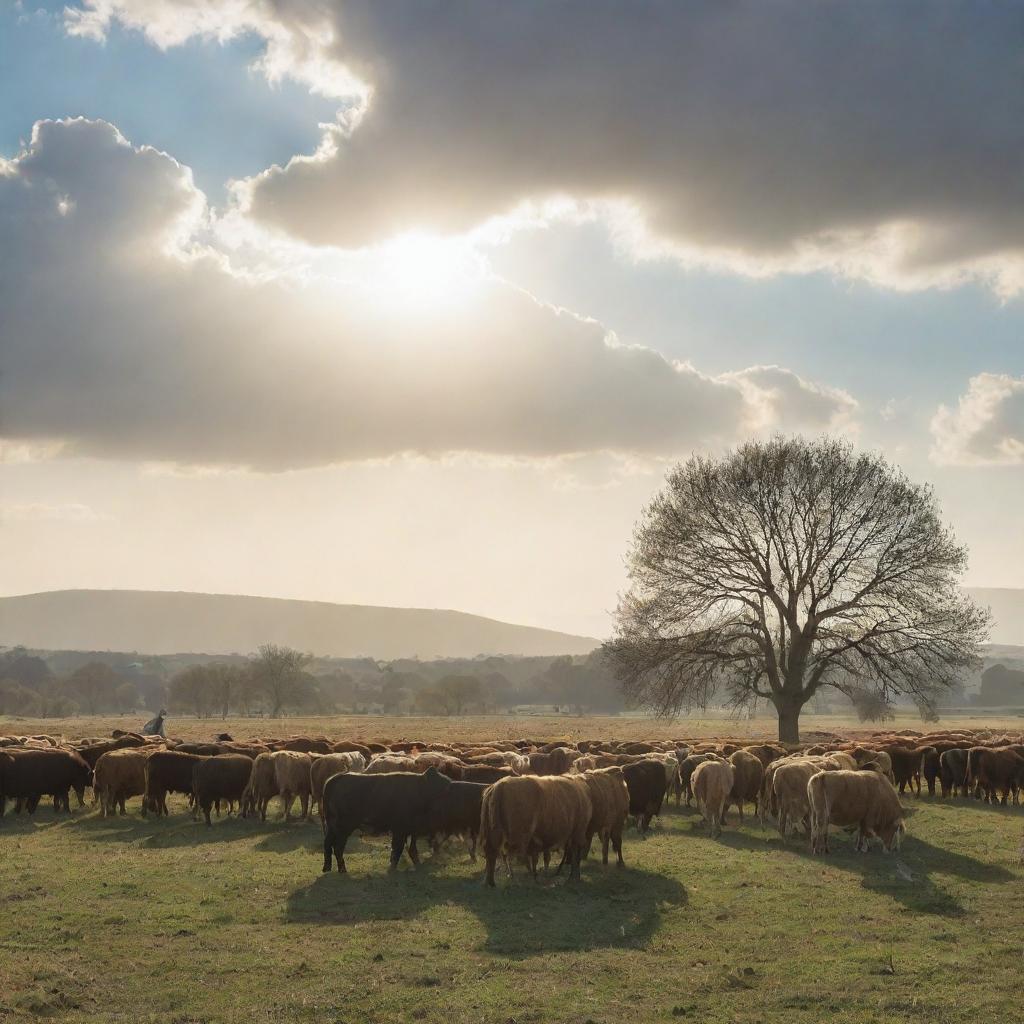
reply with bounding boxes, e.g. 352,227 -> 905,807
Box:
776,699 -> 802,744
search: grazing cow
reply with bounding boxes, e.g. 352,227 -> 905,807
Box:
966,747 -> 1024,805
851,748 -> 895,785
808,770 -> 904,854
75,734 -> 149,771
575,766 -> 629,868
679,753 -> 722,807
939,748 -> 969,798
412,752 -> 466,779
460,764 -> 514,785
622,759 -> 668,833
480,774 -> 592,886
271,750 -> 313,821
241,752 -> 279,820
767,759 -> 825,835
331,740 -> 373,759
310,752 -> 366,817
526,747 -> 579,776
412,780 -> 490,860
727,749 -> 764,823
644,752 -> 683,806
279,737 -> 333,755
0,748 -> 92,815
919,747 -> 941,797
144,751 -> 204,816
365,755 -> 417,774
192,755 -> 253,825
93,747 -> 155,816
743,743 -> 787,770
692,760 -> 734,837
321,767 -> 454,873
881,746 -> 927,795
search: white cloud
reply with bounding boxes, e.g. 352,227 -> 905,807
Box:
62,0 -> 1024,293
0,118 -> 855,470
0,503 -> 106,523
931,374 -> 1024,466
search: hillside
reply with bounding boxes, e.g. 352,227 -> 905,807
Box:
964,587 -> 1024,646
0,590 -> 598,660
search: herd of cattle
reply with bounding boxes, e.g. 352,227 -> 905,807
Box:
1,726 -> 1022,882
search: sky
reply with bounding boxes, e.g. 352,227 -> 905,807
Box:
1,0 -> 1023,639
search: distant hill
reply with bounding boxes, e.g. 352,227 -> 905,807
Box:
964,588 -> 1024,646
0,590 -> 599,660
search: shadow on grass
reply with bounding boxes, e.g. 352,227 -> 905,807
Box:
675,816 -> 1015,917
286,861 -> 687,956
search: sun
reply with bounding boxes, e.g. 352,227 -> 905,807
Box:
367,232 -> 485,310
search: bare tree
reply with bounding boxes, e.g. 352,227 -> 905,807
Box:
249,644 -> 312,717
604,437 -> 989,742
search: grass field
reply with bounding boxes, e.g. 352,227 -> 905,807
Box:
2,715 -> 1023,1023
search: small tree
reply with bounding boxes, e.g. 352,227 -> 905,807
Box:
249,644 -> 312,717
436,675 -> 482,715
605,437 -> 990,742
169,665 -> 213,718
65,661 -> 121,715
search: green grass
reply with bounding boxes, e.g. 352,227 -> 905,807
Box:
1,793 -> 1021,1023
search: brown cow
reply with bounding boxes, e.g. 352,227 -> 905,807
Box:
692,760 -> 734,837
809,769 -> 904,854
480,775 -> 592,885
727,749 -> 764,823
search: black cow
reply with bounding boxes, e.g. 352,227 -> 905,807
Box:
144,750 -> 205,816
321,767 -> 452,873
410,780 -> 489,860
622,759 -> 667,833
192,755 -> 253,825
0,748 -> 92,815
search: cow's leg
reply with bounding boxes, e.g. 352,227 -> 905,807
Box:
601,833 -> 610,866
408,836 -> 422,867
300,793 -> 309,821
204,800 -> 213,827
322,824 -> 335,872
612,826 -> 624,867
389,832 -> 406,870
737,800 -> 744,824
484,847 -> 497,887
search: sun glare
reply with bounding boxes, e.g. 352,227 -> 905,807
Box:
366,232 -> 485,310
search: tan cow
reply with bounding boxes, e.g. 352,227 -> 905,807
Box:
808,769 -> 905,854
93,747 -> 156,816
575,766 -> 630,868
271,750 -> 312,821
692,760 -> 734,837
241,751 -> 279,821
480,775 -> 592,885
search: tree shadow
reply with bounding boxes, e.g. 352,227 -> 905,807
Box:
675,818 -> 1015,918
285,860 -> 688,957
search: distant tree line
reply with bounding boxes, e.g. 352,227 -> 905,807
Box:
0,645 -> 624,719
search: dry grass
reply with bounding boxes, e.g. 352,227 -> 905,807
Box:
5,709 -> 1024,746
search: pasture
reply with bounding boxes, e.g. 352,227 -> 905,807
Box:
1,715 -> 1022,1024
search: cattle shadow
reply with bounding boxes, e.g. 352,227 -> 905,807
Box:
285,861 -> 687,957
65,809 -> 291,848
674,819 -> 1015,917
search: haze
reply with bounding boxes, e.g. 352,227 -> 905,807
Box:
2,2 -> 1024,639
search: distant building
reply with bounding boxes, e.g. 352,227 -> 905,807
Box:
509,704 -> 570,716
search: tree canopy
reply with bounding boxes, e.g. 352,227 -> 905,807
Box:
604,437 -> 990,741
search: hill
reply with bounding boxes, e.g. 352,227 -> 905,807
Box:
0,590 -> 598,660
964,587 -> 1024,646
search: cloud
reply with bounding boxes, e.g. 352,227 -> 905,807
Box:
931,374 -> 1024,466
0,503 -> 107,524
65,0 -> 1024,293
0,118 -> 855,469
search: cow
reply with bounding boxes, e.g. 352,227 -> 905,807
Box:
192,755 -> 253,825
574,766 -> 629,868
692,759 -> 734,837
808,769 -> 904,854
966,747 -> 1024,805
411,780 -> 490,860
310,752 -> 366,818
479,774 -> 592,886
271,750 -> 313,821
321,767 -> 454,873
727,749 -> 764,823
679,753 -> 723,807
93,747 -> 155,816
939,748 -> 969,798
526,748 -> 579,776
241,752 -> 279,820
622,759 -> 668,833
919,746 -> 941,797
143,751 -> 205,817
0,748 -> 92,815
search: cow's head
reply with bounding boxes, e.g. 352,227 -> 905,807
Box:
882,819 -> 906,853
422,765 -> 453,795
